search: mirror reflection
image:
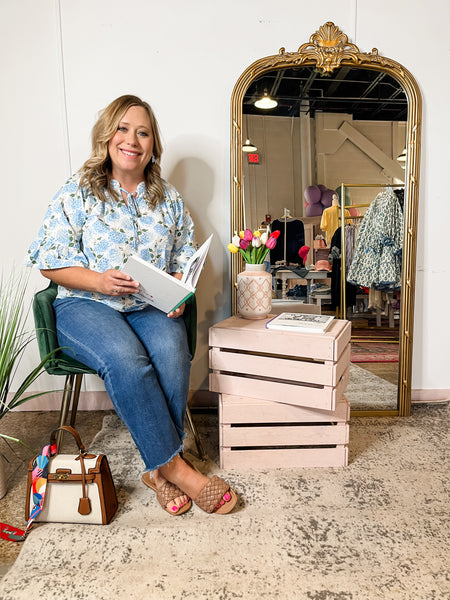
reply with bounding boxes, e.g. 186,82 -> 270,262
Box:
241,66 -> 408,411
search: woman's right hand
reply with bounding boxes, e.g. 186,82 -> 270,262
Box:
41,266 -> 140,296
98,269 -> 140,296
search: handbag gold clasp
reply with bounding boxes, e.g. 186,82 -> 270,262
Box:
54,473 -> 70,480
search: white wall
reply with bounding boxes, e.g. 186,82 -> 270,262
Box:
1,0 -> 449,398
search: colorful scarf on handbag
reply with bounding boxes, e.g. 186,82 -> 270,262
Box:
0,440 -> 57,542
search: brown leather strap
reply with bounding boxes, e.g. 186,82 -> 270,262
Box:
50,426 -> 86,453
77,452 -> 91,515
48,473 -> 96,483
49,426 -> 92,516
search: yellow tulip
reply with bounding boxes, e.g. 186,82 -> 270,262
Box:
227,243 -> 239,253
253,230 -> 261,237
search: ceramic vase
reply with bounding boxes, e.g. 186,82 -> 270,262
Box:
237,263 -> 272,320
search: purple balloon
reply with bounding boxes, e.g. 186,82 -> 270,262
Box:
321,189 -> 334,208
305,202 -> 324,217
304,185 -> 321,204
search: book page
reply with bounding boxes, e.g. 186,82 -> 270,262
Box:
124,235 -> 212,313
124,255 -> 194,314
181,234 -> 213,287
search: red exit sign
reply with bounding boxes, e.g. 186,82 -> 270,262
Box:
248,153 -> 259,164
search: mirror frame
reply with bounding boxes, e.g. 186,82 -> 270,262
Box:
230,22 -> 422,417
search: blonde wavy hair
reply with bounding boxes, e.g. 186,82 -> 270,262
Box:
79,95 -> 164,206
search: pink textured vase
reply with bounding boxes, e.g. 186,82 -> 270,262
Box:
237,263 -> 272,320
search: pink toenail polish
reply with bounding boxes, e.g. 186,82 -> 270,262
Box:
172,506 -> 178,512
223,493 -> 231,502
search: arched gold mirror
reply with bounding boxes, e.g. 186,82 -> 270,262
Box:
230,22 -> 421,416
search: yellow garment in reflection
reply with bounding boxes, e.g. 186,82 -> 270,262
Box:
320,205 -> 351,246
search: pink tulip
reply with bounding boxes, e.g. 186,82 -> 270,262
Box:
266,236 -> 277,250
243,228 -> 253,242
240,238 -> 250,250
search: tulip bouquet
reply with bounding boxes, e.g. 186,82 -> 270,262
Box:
227,228 -> 280,264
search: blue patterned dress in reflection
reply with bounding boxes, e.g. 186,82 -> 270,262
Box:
347,189 -> 403,291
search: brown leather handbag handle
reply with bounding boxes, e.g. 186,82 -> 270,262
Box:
50,425 -> 87,454
49,426 -> 92,515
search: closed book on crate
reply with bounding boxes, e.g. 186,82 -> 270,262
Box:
266,312 -> 334,333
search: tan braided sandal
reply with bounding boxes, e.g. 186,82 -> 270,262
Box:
192,475 -> 237,514
141,472 -> 192,516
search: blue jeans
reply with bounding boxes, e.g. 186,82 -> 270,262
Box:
54,298 -> 191,470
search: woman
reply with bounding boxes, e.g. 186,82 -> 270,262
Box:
27,94 -> 237,516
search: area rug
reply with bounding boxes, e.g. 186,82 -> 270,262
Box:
351,341 -> 399,362
1,406 -> 449,600
346,363 -> 397,410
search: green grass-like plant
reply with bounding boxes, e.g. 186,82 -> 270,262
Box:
0,269 -> 58,451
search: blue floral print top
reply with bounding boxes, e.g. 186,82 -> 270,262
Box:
26,174 -> 195,312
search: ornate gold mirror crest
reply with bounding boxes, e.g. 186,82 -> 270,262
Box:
230,22 -> 422,417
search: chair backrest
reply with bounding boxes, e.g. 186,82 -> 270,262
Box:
33,281 -> 198,374
32,282 -> 96,375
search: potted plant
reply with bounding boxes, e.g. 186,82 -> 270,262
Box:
0,268 -> 57,498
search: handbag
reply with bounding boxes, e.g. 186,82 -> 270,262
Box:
25,425 -> 118,527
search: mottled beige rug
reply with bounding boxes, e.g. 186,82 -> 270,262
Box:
1,404 -> 449,600
346,363 -> 397,410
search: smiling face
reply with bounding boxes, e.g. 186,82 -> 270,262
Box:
108,105 -> 154,186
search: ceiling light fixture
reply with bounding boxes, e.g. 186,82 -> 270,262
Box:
242,139 -> 257,152
254,90 -> 278,110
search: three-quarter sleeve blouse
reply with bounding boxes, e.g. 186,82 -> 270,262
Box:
26,174 -> 195,311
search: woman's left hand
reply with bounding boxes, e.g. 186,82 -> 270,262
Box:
167,303 -> 185,318
167,272 -> 186,318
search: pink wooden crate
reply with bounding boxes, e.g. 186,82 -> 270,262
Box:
209,316 -> 351,411
219,394 -> 350,469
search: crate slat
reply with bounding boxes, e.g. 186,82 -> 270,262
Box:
220,446 -> 348,469
209,316 -> 351,362
210,367 -> 348,411
220,394 -> 350,424
210,344 -> 350,387
222,423 -> 349,447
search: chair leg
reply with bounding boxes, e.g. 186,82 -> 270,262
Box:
69,374 -> 84,428
186,405 -> 205,460
56,374 -> 75,449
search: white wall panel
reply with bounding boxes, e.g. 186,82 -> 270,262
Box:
355,0 -> 450,390
0,0 -> 68,260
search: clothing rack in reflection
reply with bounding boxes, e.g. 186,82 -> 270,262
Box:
338,183 -> 404,319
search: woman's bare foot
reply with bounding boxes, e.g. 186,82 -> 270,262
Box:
159,455 -> 235,513
151,468 -> 190,513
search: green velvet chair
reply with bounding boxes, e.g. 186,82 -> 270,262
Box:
32,281 -> 204,457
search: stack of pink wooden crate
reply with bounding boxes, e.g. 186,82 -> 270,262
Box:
209,315 -> 351,469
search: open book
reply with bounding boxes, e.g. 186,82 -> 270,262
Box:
124,235 -> 212,313
266,312 -> 335,334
